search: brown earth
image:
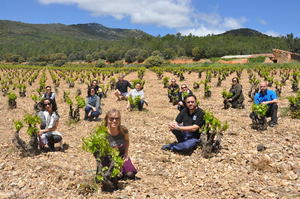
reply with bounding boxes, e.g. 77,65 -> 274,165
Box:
0,69 -> 299,198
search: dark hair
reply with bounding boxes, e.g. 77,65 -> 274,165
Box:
87,87 -> 96,97
184,94 -> 197,102
232,77 -> 239,83
42,98 -> 57,112
45,86 -> 51,89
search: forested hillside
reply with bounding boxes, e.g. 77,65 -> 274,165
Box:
0,20 -> 299,64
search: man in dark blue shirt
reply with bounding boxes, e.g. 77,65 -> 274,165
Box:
251,81 -> 279,127
114,75 -> 132,101
162,94 -> 205,153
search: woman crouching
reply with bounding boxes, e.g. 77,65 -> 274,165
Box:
104,109 -> 137,179
38,98 -> 63,151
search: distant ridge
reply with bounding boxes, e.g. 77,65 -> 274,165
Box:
0,20 -> 150,40
221,28 -> 267,37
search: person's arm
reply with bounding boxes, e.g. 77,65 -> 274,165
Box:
51,93 -> 56,100
254,93 -> 259,104
140,90 -> 144,99
230,85 -> 242,101
127,81 -> 133,89
123,133 -> 129,159
95,96 -> 100,111
39,119 -> 59,135
171,124 -> 200,132
261,90 -> 278,105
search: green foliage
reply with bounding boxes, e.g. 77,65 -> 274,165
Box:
131,79 -> 145,88
162,77 -> 169,87
14,120 -> 24,132
128,95 -> 142,109
252,104 -> 268,117
144,56 -> 165,68
287,91 -> 300,118
95,59 -> 106,68
7,92 -> 17,100
75,96 -> 86,108
23,114 -> 41,136
248,56 -> 266,63
222,90 -> 233,99
201,112 -> 229,133
31,94 -> 42,103
82,125 -> 124,180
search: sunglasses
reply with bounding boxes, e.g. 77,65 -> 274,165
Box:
44,103 -> 51,106
181,87 -> 187,89
109,117 -> 120,122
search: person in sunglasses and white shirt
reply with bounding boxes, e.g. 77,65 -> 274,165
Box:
162,94 -> 205,153
38,98 -> 63,151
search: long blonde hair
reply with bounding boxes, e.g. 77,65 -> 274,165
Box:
104,109 -> 128,134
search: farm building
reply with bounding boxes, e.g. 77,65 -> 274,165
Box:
271,49 -> 300,63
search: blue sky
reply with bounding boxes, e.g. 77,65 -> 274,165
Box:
1,0 -> 300,37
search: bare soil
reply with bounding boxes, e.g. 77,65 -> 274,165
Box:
0,69 -> 299,199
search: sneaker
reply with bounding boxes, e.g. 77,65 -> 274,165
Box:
161,144 -> 172,151
269,122 -> 278,127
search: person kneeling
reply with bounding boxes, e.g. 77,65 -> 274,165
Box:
38,98 -> 63,151
162,95 -> 205,153
85,87 -> 101,121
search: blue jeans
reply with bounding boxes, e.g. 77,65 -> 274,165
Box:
162,130 -> 199,152
85,106 -> 100,118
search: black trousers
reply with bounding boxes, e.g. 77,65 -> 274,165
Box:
250,103 -> 278,123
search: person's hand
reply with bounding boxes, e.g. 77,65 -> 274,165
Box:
169,122 -> 178,130
261,101 -> 268,105
38,130 -> 44,136
92,107 -> 96,112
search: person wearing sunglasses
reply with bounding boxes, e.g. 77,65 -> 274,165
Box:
162,94 -> 205,153
38,98 -> 63,151
104,109 -> 137,179
87,80 -> 103,99
227,77 -> 245,109
177,84 -> 193,111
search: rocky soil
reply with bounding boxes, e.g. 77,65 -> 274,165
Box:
0,69 -> 299,199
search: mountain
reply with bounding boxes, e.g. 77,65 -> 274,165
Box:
0,20 -> 150,40
220,28 -> 267,37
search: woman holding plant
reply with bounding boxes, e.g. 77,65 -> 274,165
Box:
127,83 -> 146,111
104,109 -> 137,179
38,98 -> 62,151
228,77 -> 245,109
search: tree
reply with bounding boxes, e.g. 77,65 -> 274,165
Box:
163,48 -> 176,60
137,49 -> 149,63
144,55 -> 165,68
192,47 -> 205,60
124,49 -> 139,63
95,59 -> 106,68
106,48 -> 121,63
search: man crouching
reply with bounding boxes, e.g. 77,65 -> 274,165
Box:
162,95 -> 205,153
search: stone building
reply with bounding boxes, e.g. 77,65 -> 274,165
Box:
272,49 -> 300,63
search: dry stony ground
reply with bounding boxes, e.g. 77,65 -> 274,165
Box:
0,69 -> 299,199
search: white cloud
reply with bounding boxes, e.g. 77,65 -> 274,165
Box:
38,0 -> 193,28
264,30 -> 280,37
222,17 -> 247,29
38,0 -> 249,36
258,19 -> 267,25
179,25 -> 224,36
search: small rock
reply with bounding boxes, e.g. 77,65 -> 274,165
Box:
257,144 -> 266,152
0,163 -> 5,170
